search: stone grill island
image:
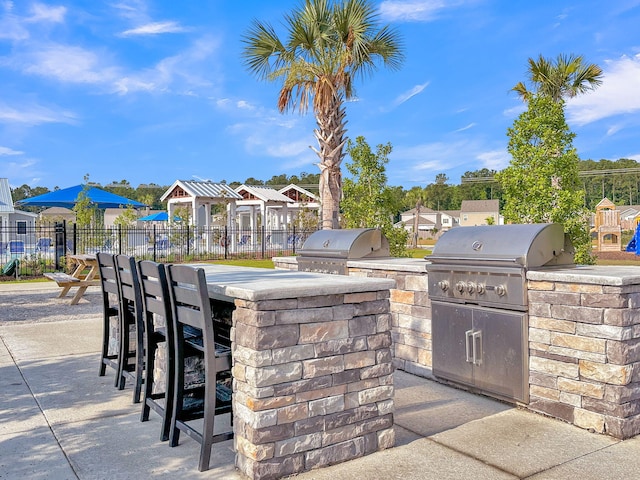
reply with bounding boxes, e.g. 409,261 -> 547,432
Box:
195,264 -> 395,479
274,257 -> 640,440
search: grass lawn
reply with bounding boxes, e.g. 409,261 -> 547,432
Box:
205,258 -> 276,269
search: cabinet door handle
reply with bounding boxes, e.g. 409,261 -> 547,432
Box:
465,329 -> 473,363
472,330 -> 482,365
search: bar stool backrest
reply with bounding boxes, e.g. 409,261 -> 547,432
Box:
97,252 -> 118,302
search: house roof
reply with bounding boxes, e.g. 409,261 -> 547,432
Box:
441,210 -> 461,217
0,178 -> 15,214
235,184 -> 293,203
460,199 -> 499,212
399,215 -> 436,226
401,206 -> 436,215
161,180 -> 242,202
278,184 -> 319,202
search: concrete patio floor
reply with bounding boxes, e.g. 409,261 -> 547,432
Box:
2,282 -> 640,479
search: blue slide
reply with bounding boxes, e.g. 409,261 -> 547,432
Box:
626,222 -> 640,255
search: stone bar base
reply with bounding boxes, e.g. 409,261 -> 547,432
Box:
527,267 -> 640,439
228,285 -> 395,479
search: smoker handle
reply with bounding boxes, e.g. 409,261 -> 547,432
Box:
472,330 -> 482,365
465,329 -> 473,363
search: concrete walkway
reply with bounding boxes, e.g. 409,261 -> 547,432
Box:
1,282 -> 640,479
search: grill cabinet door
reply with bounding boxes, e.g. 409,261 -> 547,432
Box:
432,301 -> 474,387
431,301 -> 528,404
472,306 -> 528,403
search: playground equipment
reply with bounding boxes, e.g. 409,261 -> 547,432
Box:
591,198 -> 621,252
626,222 -> 640,255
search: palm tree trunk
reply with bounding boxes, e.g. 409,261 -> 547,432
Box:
312,96 -> 347,229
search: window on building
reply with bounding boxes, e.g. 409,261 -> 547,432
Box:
17,221 -> 27,235
463,214 -> 468,222
442,218 -> 449,224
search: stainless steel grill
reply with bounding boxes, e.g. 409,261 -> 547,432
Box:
426,223 -> 574,403
297,228 -> 390,275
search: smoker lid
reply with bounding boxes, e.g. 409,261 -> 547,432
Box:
427,223 -> 574,268
298,228 -> 390,259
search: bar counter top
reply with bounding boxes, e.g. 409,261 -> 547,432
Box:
527,265 -> 640,286
191,263 -> 395,302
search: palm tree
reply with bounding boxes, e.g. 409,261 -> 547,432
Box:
242,0 -> 403,229
513,54 -> 603,103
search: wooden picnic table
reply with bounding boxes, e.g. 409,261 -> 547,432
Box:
44,254 -> 100,305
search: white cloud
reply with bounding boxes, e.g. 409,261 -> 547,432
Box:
16,44 -> 119,85
0,102 -> 77,125
503,103 -> 526,118
477,149 -> 510,170
567,54 -> 640,125
454,122 -> 476,132
27,3 -> 66,23
379,0 -> 470,22
391,139 -> 508,182
393,82 -> 429,106
0,145 -> 23,155
121,21 -> 186,36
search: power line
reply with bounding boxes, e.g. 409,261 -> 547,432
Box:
460,167 -> 640,183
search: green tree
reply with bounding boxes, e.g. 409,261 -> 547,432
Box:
341,136 -> 408,256
242,0 -> 403,230
512,54 -> 603,103
73,175 -> 96,227
113,204 -> 138,227
496,95 -> 593,264
425,173 -> 453,210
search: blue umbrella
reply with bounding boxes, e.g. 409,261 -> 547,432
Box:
139,212 -> 180,222
16,184 -> 146,209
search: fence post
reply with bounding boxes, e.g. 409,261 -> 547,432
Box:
292,225 -> 297,255
261,225 -> 265,259
152,224 -> 157,262
186,225 -> 190,256
72,223 -> 77,255
224,225 -> 228,259
117,224 -> 122,255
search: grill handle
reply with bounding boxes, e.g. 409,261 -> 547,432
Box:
465,329 -> 483,365
429,255 -> 525,265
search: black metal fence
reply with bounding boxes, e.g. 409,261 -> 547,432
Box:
0,221 -> 317,278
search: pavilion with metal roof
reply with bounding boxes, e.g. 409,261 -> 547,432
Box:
160,180 -> 242,229
234,184 -> 295,232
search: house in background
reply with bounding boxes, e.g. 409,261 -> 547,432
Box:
0,178 -> 38,248
459,199 -> 501,226
39,207 -> 75,224
395,207 -> 460,239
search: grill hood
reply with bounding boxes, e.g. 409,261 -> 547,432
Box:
299,228 -> 390,259
427,223 -> 574,269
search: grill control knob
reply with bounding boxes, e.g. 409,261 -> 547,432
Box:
455,281 -> 466,293
437,280 -> 449,291
477,283 -> 485,295
495,284 -> 506,296
466,282 -> 476,294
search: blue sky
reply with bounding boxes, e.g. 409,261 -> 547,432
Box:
2,0 -> 640,191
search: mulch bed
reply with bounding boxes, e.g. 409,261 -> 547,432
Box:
594,250 -> 640,262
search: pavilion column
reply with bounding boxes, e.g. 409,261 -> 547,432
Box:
282,204 -> 289,230
204,203 -> 211,251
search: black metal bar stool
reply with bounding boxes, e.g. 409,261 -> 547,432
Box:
97,253 -> 121,380
114,254 -> 144,403
137,260 -> 174,441
166,264 -> 233,472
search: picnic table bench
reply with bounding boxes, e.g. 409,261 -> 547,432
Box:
44,254 -> 100,305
